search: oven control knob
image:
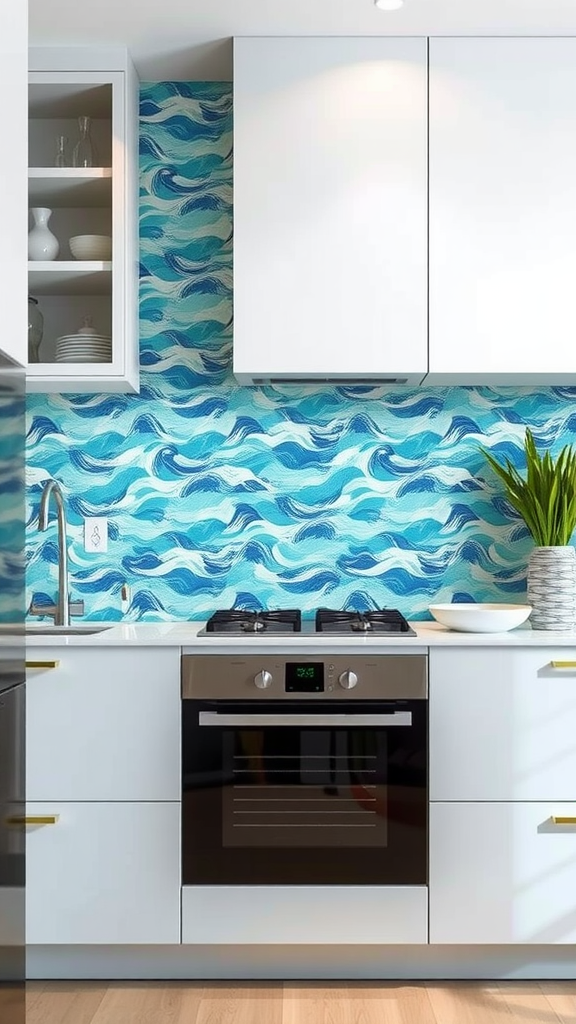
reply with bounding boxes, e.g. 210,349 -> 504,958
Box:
254,670 -> 273,689
338,670 -> 358,690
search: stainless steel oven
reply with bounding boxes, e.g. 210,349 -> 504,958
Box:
181,653 -> 427,888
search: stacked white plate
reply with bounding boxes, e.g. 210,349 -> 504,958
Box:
55,333 -> 112,363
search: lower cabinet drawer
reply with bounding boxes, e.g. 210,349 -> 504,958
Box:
26,802 -> 181,944
430,802 -> 576,944
182,885 -> 428,944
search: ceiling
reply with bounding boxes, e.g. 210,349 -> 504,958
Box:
29,0 -> 576,80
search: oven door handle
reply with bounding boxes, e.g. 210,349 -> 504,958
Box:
198,712 -> 412,727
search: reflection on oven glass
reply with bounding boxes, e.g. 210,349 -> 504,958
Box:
222,729 -> 389,849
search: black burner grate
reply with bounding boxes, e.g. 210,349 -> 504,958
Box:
315,608 -> 414,634
205,609 -> 302,634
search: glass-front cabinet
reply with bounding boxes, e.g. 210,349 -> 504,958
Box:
27,49 -> 139,393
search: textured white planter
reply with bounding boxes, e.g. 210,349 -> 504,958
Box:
527,546 -> 576,631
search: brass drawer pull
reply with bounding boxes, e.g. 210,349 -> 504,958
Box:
26,661 -> 60,670
551,816 -> 576,825
5,815 -> 59,827
550,661 -> 576,669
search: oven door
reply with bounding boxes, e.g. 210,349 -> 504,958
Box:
182,698 -> 427,886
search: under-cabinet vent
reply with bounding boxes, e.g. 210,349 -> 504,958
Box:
250,378 -> 410,386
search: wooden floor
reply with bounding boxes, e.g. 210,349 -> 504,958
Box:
0,985 -> 25,1024
20,980 -> 576,1024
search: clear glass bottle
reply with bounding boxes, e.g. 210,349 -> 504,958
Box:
76,314 -> 98,336
28,296 -> 44,363
72,115 -> 97,168
54,134 -> 68,168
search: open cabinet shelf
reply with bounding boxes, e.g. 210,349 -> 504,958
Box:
27,48 -> 139,394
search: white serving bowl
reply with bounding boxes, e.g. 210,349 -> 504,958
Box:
69,234 -> 112,260
428,603 -> 532,633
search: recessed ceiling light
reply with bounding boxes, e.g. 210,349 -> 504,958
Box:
375,0 -> 404,9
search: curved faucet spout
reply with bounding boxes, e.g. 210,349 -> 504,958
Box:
31,480 -> 83,628
38,480 -> 69,626
38,478 -> 65,532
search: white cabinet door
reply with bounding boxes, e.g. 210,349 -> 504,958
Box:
0,2 -> 27,367
26,648 -> 180,801
26,801 -> 180,944
233,37 -> 428,385
428,37 -> 576,385
430,802 -> 576,944
429,648 -> 576,801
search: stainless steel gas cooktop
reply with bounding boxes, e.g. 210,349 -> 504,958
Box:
198,607 -> 416,637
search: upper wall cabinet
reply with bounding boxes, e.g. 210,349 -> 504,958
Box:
428,37 -> 576,385
27,48 -> 139,393
0,3 -> 27,367
233,37 -> 428,386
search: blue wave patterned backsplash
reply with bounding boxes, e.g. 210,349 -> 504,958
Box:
25,83 -> 576,621
0,379 -> 25,624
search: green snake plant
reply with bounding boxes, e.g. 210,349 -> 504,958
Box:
481,428 -> 576,547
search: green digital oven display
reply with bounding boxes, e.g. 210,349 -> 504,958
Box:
285,662 -> 324,692
297,666 -> 315,679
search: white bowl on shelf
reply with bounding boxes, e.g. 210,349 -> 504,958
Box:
428,603 -> 532,633
69,234 -> 112,260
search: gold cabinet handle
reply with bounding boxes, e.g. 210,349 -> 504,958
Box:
5,815 -> 59,826
551,816 -> 576,825
26,661 -> 60,670
550,661 -> 576,669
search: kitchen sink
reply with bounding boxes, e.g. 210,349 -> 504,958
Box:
25,625 -> 113,635
0,625 -> 113,636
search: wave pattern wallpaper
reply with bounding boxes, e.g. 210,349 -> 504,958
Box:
25,82 -> 576,621
0,378 -> 25,624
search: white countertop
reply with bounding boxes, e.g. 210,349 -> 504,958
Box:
9,620 -> 576,650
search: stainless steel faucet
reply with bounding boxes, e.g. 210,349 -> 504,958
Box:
29,480 -> 84,627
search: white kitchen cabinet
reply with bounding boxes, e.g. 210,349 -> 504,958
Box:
428,37 -> 576,385
429,648 -> 576,801
430,802 -> 576,944
26,647 -> 180,801
233,37 -> 428,385
26,801 -> 180,944
0,2 -> 27,367
27,48 -> 139,393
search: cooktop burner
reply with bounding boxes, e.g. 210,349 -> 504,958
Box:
315,608 -> 416,635
201,607 -> 416,636
205,609 -> 302,633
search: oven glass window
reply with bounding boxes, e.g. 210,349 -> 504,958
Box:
182,700 -> 427,886
223,728 -> 388,848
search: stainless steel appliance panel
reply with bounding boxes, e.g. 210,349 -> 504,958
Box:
182,654 -> 427,700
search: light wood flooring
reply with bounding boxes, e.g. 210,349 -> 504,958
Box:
18,980 -> 576,1024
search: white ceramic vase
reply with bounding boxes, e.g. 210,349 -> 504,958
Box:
28,207 -> 59,261
527,546 -> 576,631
